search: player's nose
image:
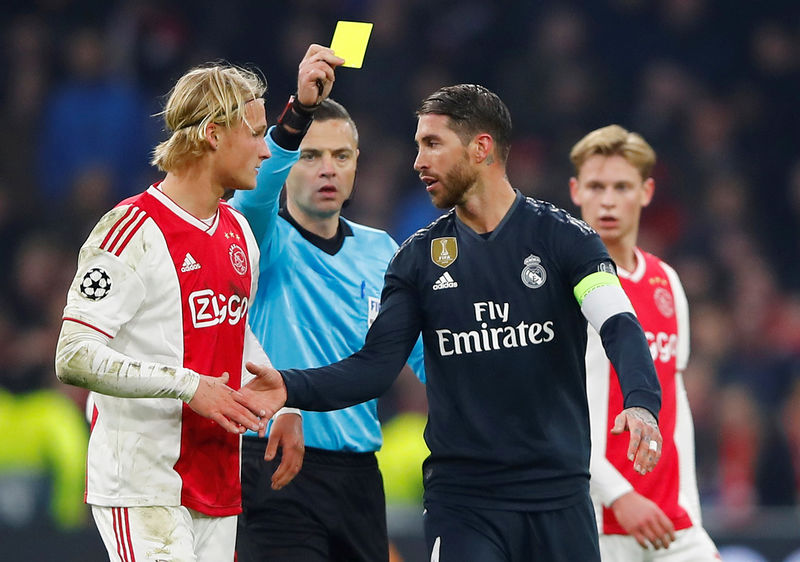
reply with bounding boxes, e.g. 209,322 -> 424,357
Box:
259,137 -> 271,160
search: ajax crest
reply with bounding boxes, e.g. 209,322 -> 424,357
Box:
431,237 -> 458,268
653,287 -> 674,318
229,243 -> 248,275
521,255 -> 546,289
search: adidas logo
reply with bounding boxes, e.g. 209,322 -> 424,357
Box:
180,253 -> 201,272
432,272 -> 458,291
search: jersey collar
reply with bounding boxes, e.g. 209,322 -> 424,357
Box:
147,184 -> 221,234
617,247 -> 646,282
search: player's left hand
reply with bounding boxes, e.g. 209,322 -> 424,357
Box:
265,412 -> 304,490
611,406 -> 662,475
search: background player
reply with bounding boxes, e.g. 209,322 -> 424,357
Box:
232,96 -> 424,562
241,84 -> 665,561
54,45 -> 341,561
570,124 -> 720,560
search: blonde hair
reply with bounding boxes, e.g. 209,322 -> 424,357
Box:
569,124 -> 656,180
151,63 -> 266,172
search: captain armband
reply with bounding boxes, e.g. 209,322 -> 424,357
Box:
574,271 -> 635,332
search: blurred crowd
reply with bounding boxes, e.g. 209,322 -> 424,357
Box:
1,0 -> 798,535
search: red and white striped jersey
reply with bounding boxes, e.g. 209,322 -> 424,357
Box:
586,247 -> 702,535
62,185 -> 259,517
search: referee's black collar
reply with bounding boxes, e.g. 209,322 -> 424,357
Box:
279,207 -> 353,255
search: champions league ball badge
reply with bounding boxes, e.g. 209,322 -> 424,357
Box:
521,254 -> 546,289
79,267 -> 112,300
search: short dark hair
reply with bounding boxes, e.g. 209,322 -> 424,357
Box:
313,98 -> 358,145
417,84 -> 512,162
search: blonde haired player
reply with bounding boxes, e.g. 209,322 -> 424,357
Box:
570,125 -> 720,561
55,45 -> 341,561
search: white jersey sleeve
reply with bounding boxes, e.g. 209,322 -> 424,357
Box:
662,261 -> 690,370
662,263 -> 702,524
56,205 -> 199,400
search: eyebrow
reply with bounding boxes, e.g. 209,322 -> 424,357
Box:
300,147 -> 355,155
415,134 -> 441,145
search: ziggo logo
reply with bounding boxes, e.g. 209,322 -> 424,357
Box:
188,289 -> 248,328
645,331 -> 678,363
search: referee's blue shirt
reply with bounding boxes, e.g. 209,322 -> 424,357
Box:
231,127 -> 424,452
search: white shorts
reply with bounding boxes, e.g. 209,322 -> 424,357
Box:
600,525 -> 720,562
91,505 -> 236,562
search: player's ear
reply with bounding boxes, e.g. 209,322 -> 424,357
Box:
471,133 -> 493,164
569,177 -> 581,206
205,122 -> 219,150
641,177 -> 655,207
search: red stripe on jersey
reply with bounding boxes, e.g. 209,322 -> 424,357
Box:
111,210 -> 147,257
90,404 -> 99,432
101,206 -> 136,249
123,508 -> 136,562
63,317 -> 114,339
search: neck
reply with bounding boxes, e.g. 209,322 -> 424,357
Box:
455,175 -> 516,234
605,239 -> 638,272
160,166 -> 224,219
287,200 -> 340,239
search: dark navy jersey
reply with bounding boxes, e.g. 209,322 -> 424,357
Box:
282,190 -> 661,510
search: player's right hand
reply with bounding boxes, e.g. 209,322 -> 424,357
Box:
296,44 -> 344,107
611,491 -> 676,550
187,372 -> 265,434
239,362 -> 289,437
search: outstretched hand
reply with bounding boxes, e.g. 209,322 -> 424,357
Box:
611,406 -> 662,475
239,362 -> 289,437
187,372 -> 265,435
296,44 -> 344,107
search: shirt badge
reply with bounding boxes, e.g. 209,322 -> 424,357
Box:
79,267 -> 112,300
521,254 -> 547,289
229,243 -> 248,275
654,287 -> 674,317
431,237 -> 458,268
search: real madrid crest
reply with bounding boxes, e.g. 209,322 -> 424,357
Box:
521,254 -> 546,289
431,237 -> 458,268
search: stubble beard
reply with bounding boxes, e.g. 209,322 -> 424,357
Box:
430,153 -> 478,209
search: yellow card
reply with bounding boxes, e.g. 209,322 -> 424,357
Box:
330,21 -> 373,68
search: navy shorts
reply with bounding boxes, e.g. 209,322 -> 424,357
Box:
237,437 -> 388,562
423,495 -> 600,562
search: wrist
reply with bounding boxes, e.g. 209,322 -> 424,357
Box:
178,369 -> 201,403
292,94 -> 321,115
276,94 -> 317,135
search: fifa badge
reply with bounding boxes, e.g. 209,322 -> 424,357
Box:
431,237 -> 458,268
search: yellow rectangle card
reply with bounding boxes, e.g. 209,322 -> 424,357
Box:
330,21 -> 373,68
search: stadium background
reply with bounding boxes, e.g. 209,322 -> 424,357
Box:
0,0 -> 798,560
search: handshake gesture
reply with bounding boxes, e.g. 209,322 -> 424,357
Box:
185,364 -> 287,437
239,362 -> 289,436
